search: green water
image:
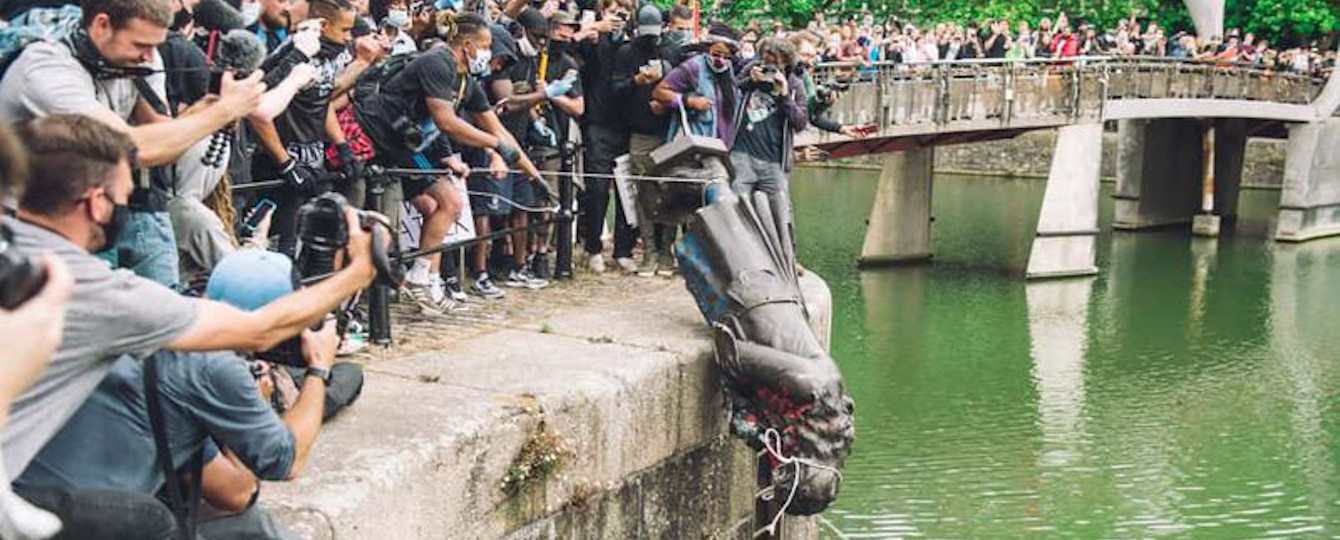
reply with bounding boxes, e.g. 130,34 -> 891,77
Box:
791,168 -> 1340,539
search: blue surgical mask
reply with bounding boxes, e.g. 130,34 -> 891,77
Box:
385,9 -> 408,29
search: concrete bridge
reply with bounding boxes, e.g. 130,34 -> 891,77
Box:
799,56 -> 1340,279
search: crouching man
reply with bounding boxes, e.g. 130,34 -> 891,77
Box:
16,249 -> 353,539
2,114 -> 376,538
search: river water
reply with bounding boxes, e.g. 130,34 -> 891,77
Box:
790,167 -> 1340,539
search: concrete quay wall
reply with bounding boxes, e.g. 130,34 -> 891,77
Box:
261,274 -> 832,540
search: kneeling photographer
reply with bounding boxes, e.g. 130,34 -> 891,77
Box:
2,114 -> 380,539
17,249 -> 357,540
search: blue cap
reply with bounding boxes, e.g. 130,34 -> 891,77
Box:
206,249 -> 296,311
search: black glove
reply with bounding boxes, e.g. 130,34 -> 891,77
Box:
279,158 -> 322,196
335,143 -> 363,182
494,141 -> 521,167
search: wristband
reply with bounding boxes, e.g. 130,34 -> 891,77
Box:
305,366 -> 332,385
494,141 -> 521,166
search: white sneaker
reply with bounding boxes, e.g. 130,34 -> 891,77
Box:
472,274 -> 507,299
405,276 -> 467,314
615,257 -> 638,274
586,253 -> 606,274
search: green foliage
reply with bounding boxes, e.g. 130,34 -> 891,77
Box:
713,0 -> 1336,45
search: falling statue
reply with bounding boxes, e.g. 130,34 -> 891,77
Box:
674,187 -> 855,518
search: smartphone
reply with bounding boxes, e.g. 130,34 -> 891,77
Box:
580,9 -> 596,25
243,199 -> 277,234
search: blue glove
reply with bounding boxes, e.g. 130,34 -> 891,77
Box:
544,79 -> 574,98
533,120 -> 558,147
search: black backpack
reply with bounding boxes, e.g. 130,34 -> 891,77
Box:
351,51 -> 425,103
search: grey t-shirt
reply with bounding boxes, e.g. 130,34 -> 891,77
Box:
1,216 -> 199,476
17,351 -> 296,494
0,40 -> 140,123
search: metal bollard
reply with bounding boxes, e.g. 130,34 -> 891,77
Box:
365,168 -> 393,345
554,143 -> 577,280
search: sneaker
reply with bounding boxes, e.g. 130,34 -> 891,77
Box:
444,275 -> 468,303
505,269 -> 546,290
615,257 -> 638,274
404,276 -> 468,314
636,251 -> 659,278
586,253 -> 606,274
656,253 -> 677,278
472,274 -> 507,299
530,252 -> 553,281
518,267 -> 550,289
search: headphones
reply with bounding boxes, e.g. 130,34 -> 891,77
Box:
65,29 -> 157,80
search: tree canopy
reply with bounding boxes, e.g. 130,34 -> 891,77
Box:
708,0 -> 1337,46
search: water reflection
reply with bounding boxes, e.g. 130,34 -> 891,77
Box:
793,168 -> 1340,539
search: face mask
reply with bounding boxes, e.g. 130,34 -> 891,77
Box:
386,9 -> 408,29
709,56 -> 731,73
468,46 -> 492,75
664,29 -> 688,46
241,2 -> 261,27
548,39 -> 568,57
318,36 -> 346,58
94,199 -> 130,253
793,61 -> 811,76
637,34 -> 659,48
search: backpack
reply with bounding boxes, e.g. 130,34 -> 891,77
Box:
351,51 -> 424,104
0,4 -> 81,81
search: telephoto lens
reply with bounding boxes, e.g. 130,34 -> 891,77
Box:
0,223 -> 47,310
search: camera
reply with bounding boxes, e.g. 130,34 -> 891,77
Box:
0,223 -> 47,310
257,192 -> 402,366
816,80 -> 851,102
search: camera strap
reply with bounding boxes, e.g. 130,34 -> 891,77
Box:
143,354 -> 206,540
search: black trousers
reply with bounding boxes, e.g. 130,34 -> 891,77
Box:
579,123 -> 637,258
14,485 -> 176,540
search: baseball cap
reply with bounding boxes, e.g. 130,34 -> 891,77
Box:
207,249 -> 297,311
517,7 -> 549,35
636,5 -> 661,37
551,7 -> 579,27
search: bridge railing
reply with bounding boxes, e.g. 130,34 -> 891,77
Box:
811,57 -> 1328,136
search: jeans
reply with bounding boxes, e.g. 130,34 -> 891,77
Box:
13,485 -> 177,540
729,152 -> 789,198
579,123 -> 636,258
98,210 -> 180,289
198,505 -> 296,540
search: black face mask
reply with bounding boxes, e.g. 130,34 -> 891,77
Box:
66,30 -> 155,80
318,36 -> 347,59
548,39 -> 568,57
637,34 -> 660,49
95,200 -> 130,253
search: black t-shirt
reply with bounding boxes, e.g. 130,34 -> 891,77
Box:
575,34 -> 624,128
260,41 -> 348,148
505,47 -> 583,152
734,91 -> 785,164
984,33 -> 1008,58
356,48 -> 469,158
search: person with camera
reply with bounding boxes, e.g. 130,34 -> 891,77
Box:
571,0 -> 637,275
16,249 -> 350,540
1,114 -> 377,538
0,123 -> 73,540
789,31 -> 871,141
249,0 -> 361,258
611,5 -> 672,276
0,0 -> 267,289
727,36 -> 808,201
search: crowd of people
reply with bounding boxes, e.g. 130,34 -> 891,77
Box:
790,12 -> 1336,76
0,0 -> 1334,537
0,0 -> 874,537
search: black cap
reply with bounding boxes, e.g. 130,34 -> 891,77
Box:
517,7 -> 549,35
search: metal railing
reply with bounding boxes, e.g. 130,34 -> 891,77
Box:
809,56 -> 1329,136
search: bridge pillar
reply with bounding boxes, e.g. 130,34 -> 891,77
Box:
1026,123 -> 1102,279
1276,118 -> 1340,242
1113,119 -> 1206,230
858,147 -> 934,266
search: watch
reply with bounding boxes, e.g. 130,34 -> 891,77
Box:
305,366 -> 332,385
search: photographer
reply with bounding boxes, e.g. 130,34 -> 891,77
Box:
17,249 -> 348,540
0,123 -> 72,540
2,114 -> 376,537
790,31 -> 867,139
728,36 -> 808,200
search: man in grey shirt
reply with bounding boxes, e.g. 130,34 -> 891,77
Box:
4,114 -> 376,538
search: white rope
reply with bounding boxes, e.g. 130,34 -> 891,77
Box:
462,189 -> 559,213
753,428 -> 845,539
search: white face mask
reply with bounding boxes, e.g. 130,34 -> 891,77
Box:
240,2 -> 261,27
468,46 -> 493,75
